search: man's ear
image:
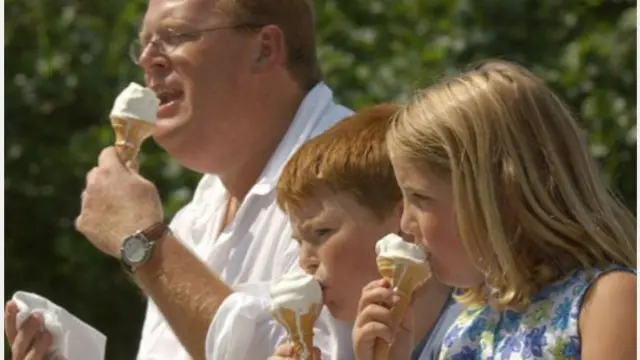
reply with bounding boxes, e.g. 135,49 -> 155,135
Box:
252,24 -> 286,72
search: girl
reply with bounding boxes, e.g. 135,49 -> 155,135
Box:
353,60 -> 636,360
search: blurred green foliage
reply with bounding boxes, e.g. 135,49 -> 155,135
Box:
5,0 -> 635,358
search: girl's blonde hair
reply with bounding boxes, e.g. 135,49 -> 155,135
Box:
387,59 -> 636,309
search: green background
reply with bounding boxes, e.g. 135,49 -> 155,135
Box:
5,0 -> 636,358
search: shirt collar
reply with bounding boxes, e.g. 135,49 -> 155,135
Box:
251,82 -> 339,195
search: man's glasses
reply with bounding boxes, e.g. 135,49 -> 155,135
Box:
129,24 -> 265,64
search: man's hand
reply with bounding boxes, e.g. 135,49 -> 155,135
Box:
352,279 -> 414,360
267,342 -> 321,360
75,147 -> 164,258
5,301 -> 53,360
75,148 -> 231,360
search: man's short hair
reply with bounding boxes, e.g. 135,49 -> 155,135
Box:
219,0 -> 322,90
276,104 -> 402,218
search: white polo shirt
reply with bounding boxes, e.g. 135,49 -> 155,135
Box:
136,83 -> 354,360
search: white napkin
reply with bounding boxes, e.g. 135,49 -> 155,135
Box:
12,291 -> 107,360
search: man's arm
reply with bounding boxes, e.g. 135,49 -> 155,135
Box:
134,234 -> 232,360
75,148 -> 235,360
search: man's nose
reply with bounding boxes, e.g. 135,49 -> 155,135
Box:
138,42 -> 169,74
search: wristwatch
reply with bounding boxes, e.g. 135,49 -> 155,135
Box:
120,222 -> 169,274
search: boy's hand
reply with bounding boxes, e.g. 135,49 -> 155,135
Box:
352,279 -> 414,360
268,342 -> 321,360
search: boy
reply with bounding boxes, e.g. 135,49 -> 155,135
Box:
209,104 -> 457,360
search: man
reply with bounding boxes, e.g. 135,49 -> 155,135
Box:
4,0 -> 352,359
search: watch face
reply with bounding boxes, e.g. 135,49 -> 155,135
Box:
122,235 -> 148,264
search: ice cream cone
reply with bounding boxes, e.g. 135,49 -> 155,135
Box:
271,303 -> 321,360
270,271 -> 323,360
110,116 -> 155,163
373,234 -> 432,360
109,82 -> 159,163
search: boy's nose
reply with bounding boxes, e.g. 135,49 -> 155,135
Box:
300,259 -> 319,274
299,245 -> 320,274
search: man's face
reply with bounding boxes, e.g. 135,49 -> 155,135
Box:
137,0 -> 263,171
287,188 -> 402,323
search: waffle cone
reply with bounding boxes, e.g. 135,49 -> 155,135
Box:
373,257 -> 431,360
270,303 -> 322,360
110,116 -> 155,163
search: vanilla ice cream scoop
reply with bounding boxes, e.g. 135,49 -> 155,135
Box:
110,82 -> 159,162
110,82 -> 159,122
269,271 -> 322,313
269,271 -> 323,360
375,233 -> 427,263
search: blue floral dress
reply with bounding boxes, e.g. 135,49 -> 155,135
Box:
438,266 -> 634,360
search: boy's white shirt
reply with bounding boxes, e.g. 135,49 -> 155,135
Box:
136,83 -> 355,360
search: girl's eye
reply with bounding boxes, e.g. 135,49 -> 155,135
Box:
314,228 -> 332,237
411,192 -> 429,201
408,193 -> 434,208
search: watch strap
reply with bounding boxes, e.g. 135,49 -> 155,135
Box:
141,221 -> 169,242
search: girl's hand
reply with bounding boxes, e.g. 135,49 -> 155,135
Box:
352,279 -> 414,360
